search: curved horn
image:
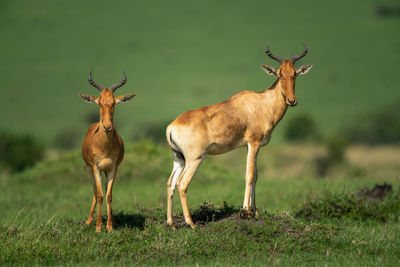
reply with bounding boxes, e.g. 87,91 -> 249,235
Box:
290,44 -> 308,64
88,70 -> 105,92
265,44 -> 284,64
109,71 -> 127,92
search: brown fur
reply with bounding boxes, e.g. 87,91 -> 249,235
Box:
165,53 -> 312,228
80,88 -> 134,232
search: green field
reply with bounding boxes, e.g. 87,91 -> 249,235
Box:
1,140 -> 400,265
1,0 -> 399,146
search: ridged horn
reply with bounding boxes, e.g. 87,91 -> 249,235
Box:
265,44 -> 284,64
290,44 -> 308,64
88,70 -> 105,92
109,71 -> 127,92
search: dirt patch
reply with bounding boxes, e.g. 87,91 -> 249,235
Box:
98,211 -> 146,230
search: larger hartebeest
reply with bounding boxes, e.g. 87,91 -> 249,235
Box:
166,44 -> 312,228
79,71 -> 134,232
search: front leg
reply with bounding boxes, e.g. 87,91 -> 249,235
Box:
250,164 -> 259,215
91,165 -> 104,232
86,166 -> 97,225
243,142 -> 260,213
105,165 -> 117,232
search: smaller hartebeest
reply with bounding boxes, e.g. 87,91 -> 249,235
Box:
79,70 -> 134,232
166,44 -> 312,228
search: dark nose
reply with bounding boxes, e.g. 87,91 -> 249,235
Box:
288,99 -> 297,106
104,125 -> 112,132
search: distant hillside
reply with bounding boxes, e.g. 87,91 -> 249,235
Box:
0,0 -> 399,146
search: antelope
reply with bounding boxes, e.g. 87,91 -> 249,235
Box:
79,70 -> 134,232
166,44 -> 312,228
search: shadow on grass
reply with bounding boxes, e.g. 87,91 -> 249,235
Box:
173,202 -> 241,228
97,203 -> 258,230
101,211 -> 146,230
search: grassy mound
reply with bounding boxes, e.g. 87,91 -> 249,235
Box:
296,184 -> 400,222
0,205 -> 337,265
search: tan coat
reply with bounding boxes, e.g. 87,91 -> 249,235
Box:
165,46 -> 312,228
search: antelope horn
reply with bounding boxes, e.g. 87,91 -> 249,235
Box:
290,44 -> 308,64
265,44 -> 284,64
109,71 -> 127,92
88,70 -> 105,92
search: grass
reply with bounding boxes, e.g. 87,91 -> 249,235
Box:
0,0 -> 399,146
0,140 -> 399,265
1,205 -> 399,265
296,184 -> 400,222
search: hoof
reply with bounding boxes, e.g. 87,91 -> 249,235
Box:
166,222 -> 176,231
239,209 -> 256,219
185,222 -> 196,229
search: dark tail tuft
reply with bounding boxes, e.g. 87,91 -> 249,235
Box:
169,133 -> 185,161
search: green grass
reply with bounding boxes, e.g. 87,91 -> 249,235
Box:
0,0 -> 399,146
296,185 -> 400,222
1,140 -> 399,265
1,202 -> 399,265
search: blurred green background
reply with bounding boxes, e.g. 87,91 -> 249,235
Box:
1,0 -> 399,147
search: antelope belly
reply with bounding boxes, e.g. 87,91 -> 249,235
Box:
207,140 -> 246,155
97,158 -> 113,171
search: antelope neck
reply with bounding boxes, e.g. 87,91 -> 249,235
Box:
94,123 -> 115,143
262,78 -> 288,125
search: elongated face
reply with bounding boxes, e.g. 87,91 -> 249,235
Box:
261,44 -> 313,106
278,61 -> 297,106
98,89 -> 116,132
261,60 -> 312,106
79,70 -> 135,132
79,89 -> 135,132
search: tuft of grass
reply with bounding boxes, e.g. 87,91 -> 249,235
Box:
284,113 -> 320,142
296,184 -> 400,222
0,130 -> 44,173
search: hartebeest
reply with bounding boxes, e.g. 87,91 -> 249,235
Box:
79,70 -> 134,232
166,44 -> 312,228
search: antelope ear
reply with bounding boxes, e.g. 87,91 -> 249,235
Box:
79,93 -> 98,104
296,64 -> 313,75
261,64 -> 278,76
115,94 -> 135,104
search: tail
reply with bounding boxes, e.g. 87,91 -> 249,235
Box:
166,125 -> 185,161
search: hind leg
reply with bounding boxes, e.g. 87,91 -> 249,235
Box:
166,150 -> 185,227
177,157 -> 204,229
